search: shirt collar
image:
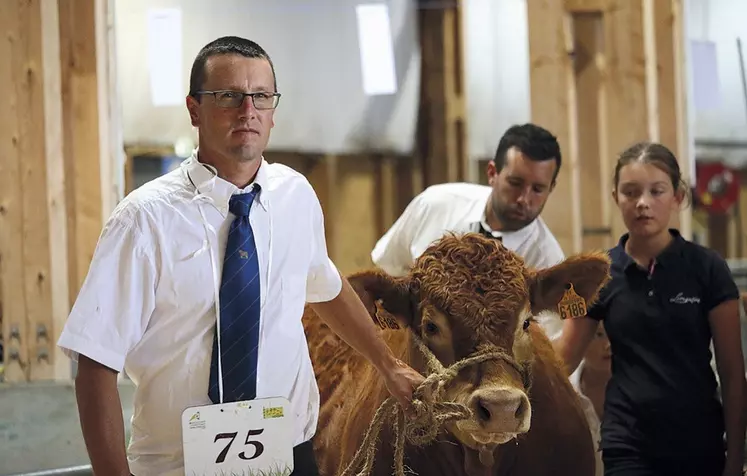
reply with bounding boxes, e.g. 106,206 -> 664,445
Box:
471,208 -> 537,247
182,149 -> 270,216
614,228 -> 685,273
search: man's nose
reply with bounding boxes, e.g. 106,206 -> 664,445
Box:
238,96 -> 257,117
516,188 -> 531,206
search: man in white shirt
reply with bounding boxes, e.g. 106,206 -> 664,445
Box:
373,124 -> 565,336
371,123 -> 604,475
57,36 -> 423,476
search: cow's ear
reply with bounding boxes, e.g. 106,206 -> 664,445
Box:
526,252 -> 611,316
348,269 -> 415,329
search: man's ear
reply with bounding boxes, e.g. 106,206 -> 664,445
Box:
347,269 -> 415,329
186,95 -> 200,127
526,251 -> 611,315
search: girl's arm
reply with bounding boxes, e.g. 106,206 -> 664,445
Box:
553,316 -> 599,376
708,298 -> 747,475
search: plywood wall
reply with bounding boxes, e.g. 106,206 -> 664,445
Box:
526,0 -> 692,254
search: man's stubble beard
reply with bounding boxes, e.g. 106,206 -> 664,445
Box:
227,142 -> 261,164
491,195 -> 543,232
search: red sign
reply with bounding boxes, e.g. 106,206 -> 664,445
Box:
695,162 -> 740,214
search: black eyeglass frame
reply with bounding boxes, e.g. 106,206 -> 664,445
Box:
193,90 -> 281,110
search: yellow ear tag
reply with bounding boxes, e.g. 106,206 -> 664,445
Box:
558,283 -> 587,319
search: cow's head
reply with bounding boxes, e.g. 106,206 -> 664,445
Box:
349,233 -> 610,455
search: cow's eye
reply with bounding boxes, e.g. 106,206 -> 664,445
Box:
522,319 -> 531,331
424,321 -> 439,336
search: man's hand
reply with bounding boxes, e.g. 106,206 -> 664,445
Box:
380,358 -> 426,418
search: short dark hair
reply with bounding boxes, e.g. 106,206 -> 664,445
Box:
188,36 -> 277,97
493,123 -> 562,182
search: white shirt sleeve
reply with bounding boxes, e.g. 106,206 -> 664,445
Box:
56,211 -> 157,373
371,192 -> 428,277
305,186 -> 342,303
534,243 -> 565,269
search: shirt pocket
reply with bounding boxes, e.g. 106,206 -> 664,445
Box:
166,239 -> 216,312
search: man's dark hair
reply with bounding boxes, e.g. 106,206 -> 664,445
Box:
188,36 -> 277,97
493,123 -> 562,183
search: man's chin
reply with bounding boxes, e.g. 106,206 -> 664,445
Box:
500,216 -> 535,232
227,145 -> 261,163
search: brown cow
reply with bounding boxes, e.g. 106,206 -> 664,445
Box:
303,233 -> 611,476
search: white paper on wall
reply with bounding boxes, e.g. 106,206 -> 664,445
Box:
355,3 -> 398,96
690,39 -> 721,112
146,8 -> 184,107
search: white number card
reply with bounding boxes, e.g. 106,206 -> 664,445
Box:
181,397 -> 294,476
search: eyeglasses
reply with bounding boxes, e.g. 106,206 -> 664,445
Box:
194,90 -> 281,110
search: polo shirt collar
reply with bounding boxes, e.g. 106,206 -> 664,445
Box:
182,149 -> 270,216
615,229 -> 685,272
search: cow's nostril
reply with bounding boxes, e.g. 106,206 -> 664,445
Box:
514,396 -> 526,419
476,398 -> 492,423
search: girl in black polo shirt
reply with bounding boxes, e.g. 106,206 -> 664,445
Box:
556,142 -> 746,476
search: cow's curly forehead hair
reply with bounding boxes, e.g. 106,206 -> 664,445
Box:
409,233 -> 529,335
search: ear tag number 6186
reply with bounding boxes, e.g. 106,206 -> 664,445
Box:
558,283 -> 587,320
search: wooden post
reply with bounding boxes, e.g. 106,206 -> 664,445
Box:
59,0 -> 114,307
526,0 -> 581,254
308,155 -> 340,263
374,156 -> 398,238
415,0 -> 468,188
0,0 -> 70,382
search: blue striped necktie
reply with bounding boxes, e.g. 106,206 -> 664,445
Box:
208,186 -> 262,403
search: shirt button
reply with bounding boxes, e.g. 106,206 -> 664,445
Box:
648,290 -> 654,297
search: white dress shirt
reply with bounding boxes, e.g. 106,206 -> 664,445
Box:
371,182 -> 566,338
57,151 -> 342,476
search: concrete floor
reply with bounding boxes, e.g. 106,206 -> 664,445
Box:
0,381 -> 134,476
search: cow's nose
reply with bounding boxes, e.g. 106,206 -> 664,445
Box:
469,387 -> 531,433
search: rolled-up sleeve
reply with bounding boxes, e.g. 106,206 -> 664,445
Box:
305,188 -> 342,303
371,192 -> 427,277
57,210 -> 157,372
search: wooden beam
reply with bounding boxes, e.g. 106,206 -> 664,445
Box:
0,0 -> 28,383
564,0 -> 611,13
59,0 -> 110,308
307,155 -> 340,264
0,0 -> 70,382
670,0 -> 693,239
416,0 -> 468,187
573,13 -> 613,251
527,0 -> 582,254
603,1 -> 649,239
374,156 -> 398,239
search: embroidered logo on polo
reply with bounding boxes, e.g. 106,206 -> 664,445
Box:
669,292 -> 700,304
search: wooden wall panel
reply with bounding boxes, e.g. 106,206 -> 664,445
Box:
529,0 -> 689,252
